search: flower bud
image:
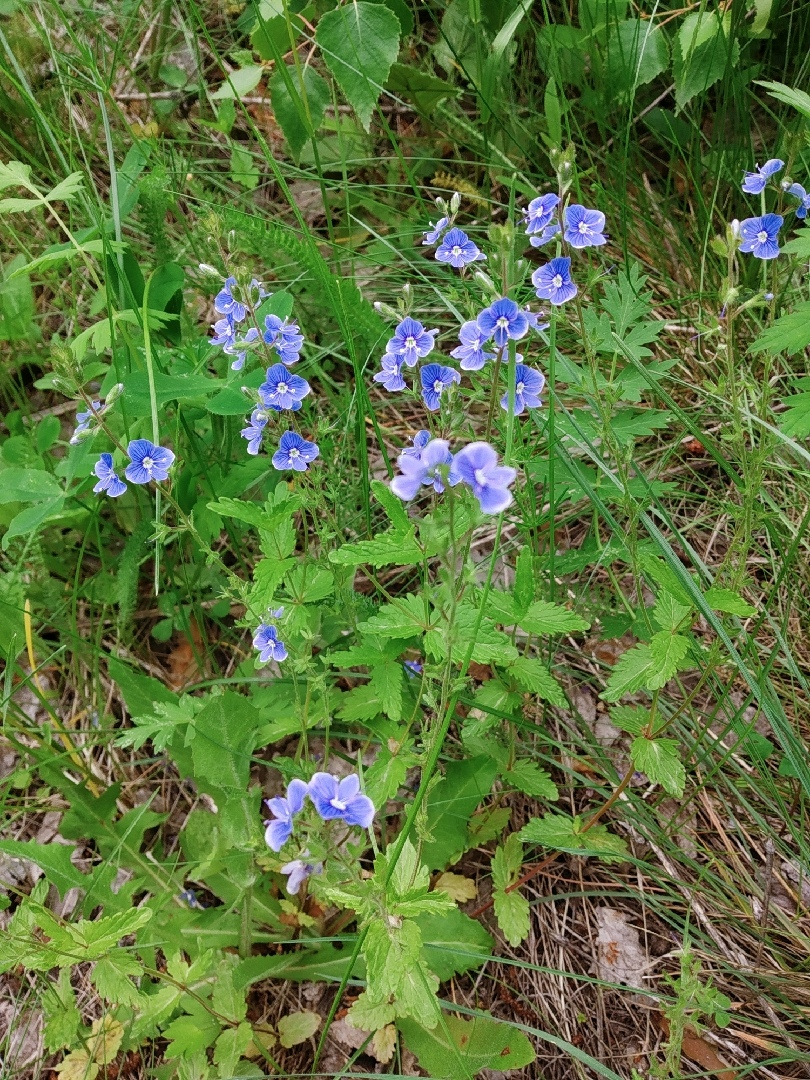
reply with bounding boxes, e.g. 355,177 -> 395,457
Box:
450,191 -> 461,214
198,263 -> 221,277
105,382 -> 125,404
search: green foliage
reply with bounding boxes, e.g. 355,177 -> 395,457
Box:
492,833 -> 529,947
398,1013 -> 535,1079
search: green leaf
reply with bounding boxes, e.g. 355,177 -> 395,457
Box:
212,956 -> 247,1023
647,631 -> 689,690
398,1014 -> 535,1079
605,19 -> 668,92
212,65 -> 263,100
422,756 -> 499,871
229,144 -> 259,190
43,969 -> 80,1053
505,760 -> 559,799
278,1010 -> 321,1048
653,590 -> 693,632
777,390 -> 810,438
519,813 -> 628,861
0,196 -> 42,213
213,1022 -> 253,1071
673,11 -> 738,111
704,586 -> 756,618
609,705 -> 649,736
516,600 -> 590,634
163,1011 -> 221,1057
385,62 -> 458,115
315,2 -> 401,131
507,656 -> 567,707
750,302 -> 810,357
250,556 -> 296,610
513,548 -> 534,616
600,643 -> 655,702
270,65 -> 331,158
329,529 -> 423,567
631,736 -> 686,797
190,692 -> 261,792
2,498 -> 66,551
234,945 -> 362,989
755,78 -> 810,120
370,660 -> 405,720
0,467 -> 61,503
417,908 -> 494,980
0,839 -> 85,897
358,593 -> 430,637
371,477 -> 411,532
45,173 -> 84,203
91,951 -> 144,1006
493,887 -> 530,948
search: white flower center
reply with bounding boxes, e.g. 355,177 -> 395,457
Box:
277,382 -> 288,394
552,274 -> 563,288
474,468 -> 488,487
578,221 -> 591,234
497,316 -> 509,329
516,381 -> 525,393
289,448 -> 299,458
757,230 -> 768,243
405,336 -> 416,349
433,380 -> 443,392
143,456 -> 154,470
451,246 -> 462,256
330,797 -> 347,810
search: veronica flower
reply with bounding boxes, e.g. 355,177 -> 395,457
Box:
404,660 -> 423,677
786,182 -> 810,219
435,228 -> 486,268
401,430 -> 431,458
263,778 -> 308,851
739,214 -> 783,260
387,317 -> 438,368
308,772 -> 375,828
531,257 -> 577,306
70,400 -> 102,445
241,408 -> 271,455
477,298 -> 529,348
92,453 -> 127,498
224,326 -> 260,371
210,315 -> 237,348
523,307 -> 550,332
529,223 -> 561,248
420,364 -> 460,411
281,855 -> 322,895
264,315 -> 305,365
500,363 -> 545,415
451,441 -> 516,514
124,440 -> 175,484
214,276 -> 247,322
563,204 -> 606,248
524,193 -> 559,234
258,364 -> 310,411
272,430 -> 319,472
741,159 -> 784,195
450,320 -> 496,371
372,353 -> 406,392
422,216 -> 449,245
254,622 -> 288,664
391,438 -> 454,500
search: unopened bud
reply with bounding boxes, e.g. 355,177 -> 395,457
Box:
450,191 -> 461,214
105,382 -> 125,404
373,301 -> 400,320
198,263 -> 221,277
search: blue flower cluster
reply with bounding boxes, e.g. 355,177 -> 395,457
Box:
391,436 -> 517,515
736,156 -> 810,260
421,196 -> 485,269
70,386 -> 124,445
263,772 -> 375,892
210,276 -> 271,371
93,439 -> 175,499
524,198 -> 606,307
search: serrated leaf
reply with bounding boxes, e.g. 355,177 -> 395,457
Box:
54,1050 -> 99,1080
647,631 -> 689,689
0,839 -> 85,897
315,2 -> 401,131
750,301 -> 810,357
42,969 -> 80,1053
703,586 -> 756,617
370,660 -> 405,720
609,705 -> 649,736
467,805 -> 511,845
513,548 -> 534,616
507,656 -> 567,707
270,65 -> 330,158
329,529 -> 423,567
278,1010 -> 321,1048
88,1017 -> 125,1065
347,993 -> 397,1032
516,599 -> 590,634
425,604 -> 518,666
190,692 -> 261,792
505,760 -> 559,799
756,78 -> 810,120
422,757 -> 498,871
385,62 -> 457,116
434,872 -> 477,903
653,590 -> 693,632
45,173 -> 84,203
358,593 -> 430,637
631,736 -> 686,797
777,390 -> 810,437
600,643 -> 655,702
493,886 -> 530,947
213,1022 -> 253,1071
163,1011 -> 221,1058
371,477 -> 411,532
398,1013 -> 535,1079
91,952 -> 144,1006
418,908 -> 493,979
519,813 -> 628,861
0,196 -> 43,213
66,908 -> 153,957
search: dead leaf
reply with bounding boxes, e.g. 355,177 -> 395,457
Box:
277,1009 -> 321,1048
435,872 -> 477,903
371,1024 -> 397,1063
89,1016 -> 124,1064
166,620 -> 203,690
54,1050 -> 100,1080
594,907 -> 647,989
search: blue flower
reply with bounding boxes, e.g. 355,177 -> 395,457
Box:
272,430 -> 320,472
258,364 -> 310,410
529,223 -> 561,248
524,193 -> 559,235
786,182 -> 810,219
404,659 -> 423,677
401,430 -> 431,458
422,216 -> 449,245
739,213 -> 783,260
387,317 -> 438,367
420,364 -> 460,411
93,453 -> 127,498
71,400 -> 102,445
741,159 -> 784,195
241,408 -> 271,455
450,320 -> 496,371
391,438 -> 454,500
214,276 -> 247,322
451,441 -> 516,515
224,326 -> 260,371
263,778 -> 308,851
500,363 -> 545,415
264,315 -> 305,365
435,228 -> 486,268
564,204 -> 606,248
308,772 -> 375,828
524,308 -> 550,332
476,298 -> 529,348
210,315 -> 237,348
372,353 -> 406,392
280,855 -> 322,895
531,257 -> 577,306
254,622 -> 288,664
124,440 -> 175,484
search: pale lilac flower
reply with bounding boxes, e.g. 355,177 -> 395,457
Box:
401,430 -> 431,458
271,431 -> 319,472
563,204 -> 606,248
500,363 -> 545,415
786,182 -> 810,219
435,228 -> 486,268
450,320 -> 496,370
373,353 -> 407,392
254,622 -> 288,664
451,441 -> 516,514
391,438 -> 454,500
93,453 -> 127,498
531,257 -> 577,306
258,364 -> 310,410
263,778 -> 308,851
529,223 -> 561,248
281,855 -> 322,894
741,159 -> 784,194
524,193 -> 559,234
308,772 -> 375,828
422,216 -> 449,244
387,317 -> 438,367
241,407 -> 271,455
739,214 -> 783,260
124,440 -> 175,484
477,298 -> 529,348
